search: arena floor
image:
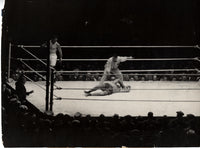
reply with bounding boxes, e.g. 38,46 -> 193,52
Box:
9,81 -> 200,116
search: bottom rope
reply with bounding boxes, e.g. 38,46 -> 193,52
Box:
54,97 -> 200,102
55,87 -> 200,90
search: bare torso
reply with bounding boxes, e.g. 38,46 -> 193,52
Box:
50,41 -> 59,54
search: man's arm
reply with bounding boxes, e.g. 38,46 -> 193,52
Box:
104,58 -> 112,74
118,56 -> 133,62
26,90 -> 34,95
57,44 -> 63,60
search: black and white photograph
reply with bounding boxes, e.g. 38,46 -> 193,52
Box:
1,0 -> 200,147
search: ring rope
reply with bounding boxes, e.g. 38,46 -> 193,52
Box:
23,74 -> 60,98
16,45 -> 200,49
15,57 -> 200,61
20,47 -> 55,71
21,46 -> 47,66
20,59 -> 62,90
23,74 -> 46,91
21,72 -> 200,76
20,59 -> 46,80
19,47 -> 60,89
54,97 -> 200,102
56,87 -> 200,90
61,69 -> 199,73
31,69 -> 197,73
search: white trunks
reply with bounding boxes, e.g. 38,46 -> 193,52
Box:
50,54 -> 57,67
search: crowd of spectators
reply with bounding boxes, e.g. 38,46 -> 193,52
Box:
9,61 -> 200,82
10,70 -> 200,82
10,72 -> 200,82
2,83 -> 200,146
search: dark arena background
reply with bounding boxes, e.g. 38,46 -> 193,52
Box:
1,0 -> 200,147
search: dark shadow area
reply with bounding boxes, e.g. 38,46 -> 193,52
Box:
2,83 -> 200,146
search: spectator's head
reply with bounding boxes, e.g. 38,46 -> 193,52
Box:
113,114 -> 120,120
141,76 -> 145,81
99,114 -> 105,121
163,76 -> 168,81
55,113 -> 64,120
176,111 -> 184,118
148,112 -> 153,118
124,115 -> 132,122
63,114 -> 71,122
17,74 -> 26,85
123,74 -> 129,81
86,114 -> 91,121
134,75 -> 139,81
74,112 -> 82,119
38,77 -> 43,81
19,104 -> 28,112
33,74 -> 38,81
72,119 -> 81,127
172,77 -> 177,81
130,77 -> 134,81
153,75 -> 157,81
12,73 -> 18,81
186,114 -> 195,120
182,76 -> 187,81
178,76 -> 183,81
9,98 -> 20,105
98,76 -> 102,81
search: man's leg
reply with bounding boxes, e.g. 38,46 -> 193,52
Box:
49,54 -> 57,83
85,83 -> 111,96
89,91 -> 110,96
84,83 -> 105,93
114,69 -> 125,88
99,71 -> 108,85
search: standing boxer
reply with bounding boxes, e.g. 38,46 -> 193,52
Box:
100,54 -> 133,89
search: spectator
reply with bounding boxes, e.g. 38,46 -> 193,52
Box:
146,74 -> 153,81
86,72 -> 92,81
38,77 -> 43,81
11,73 -> 19,81
134,74 -> 139,81
130,76 -> 134,81
182,75 -> 187,81
163,76 -> 168,81
153,75 -> 158,81
172,77 -> 177,81
33,74 -> 39,81
141,76 -> 145,81
123,74 -> 130,81
55,72 -> 64,81
15,74 -> 34,103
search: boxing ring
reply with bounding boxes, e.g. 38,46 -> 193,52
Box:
8,44 -> 200,116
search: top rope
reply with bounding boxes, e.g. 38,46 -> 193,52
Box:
16,45 -> 200,49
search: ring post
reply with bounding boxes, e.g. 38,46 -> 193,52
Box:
50,68 -> 54,112
8,42 -> 12,79
45,41 -> 50,112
